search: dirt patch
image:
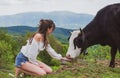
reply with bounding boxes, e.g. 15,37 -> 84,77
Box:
54,59 -> 120,74
96,59 -> 120,68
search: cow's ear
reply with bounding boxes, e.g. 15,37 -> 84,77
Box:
80,28 -> 84,34
70,31 -> 72,34
73,38 -> 77,49
68,30 -> 72,34
80,28 -> 85,41
80,28 -> 82,33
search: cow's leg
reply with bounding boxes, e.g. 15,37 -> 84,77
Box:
109,47 -> 117,68
119,49 -> 120,53
83,50 -> 88,55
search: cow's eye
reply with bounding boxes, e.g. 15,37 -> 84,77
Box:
74,37 -> 83,49
75,37 -> 82,43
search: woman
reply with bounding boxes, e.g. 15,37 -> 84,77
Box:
15,19 -> 70,78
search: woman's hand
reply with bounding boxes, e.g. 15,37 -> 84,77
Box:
61,57 -> 71,62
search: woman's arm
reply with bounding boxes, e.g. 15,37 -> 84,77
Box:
45,44 -> 71,61
46,44 -> 62,60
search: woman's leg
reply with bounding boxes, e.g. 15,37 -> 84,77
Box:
37,61 -> 52,74
14,67 -> 38,78
15,64 -> 39,78
20,62 -> 47,76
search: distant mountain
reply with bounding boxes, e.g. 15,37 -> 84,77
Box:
1,26 -> 73,43
0,11 -> 94,29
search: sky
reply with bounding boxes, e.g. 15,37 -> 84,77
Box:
0,0 -> 120,16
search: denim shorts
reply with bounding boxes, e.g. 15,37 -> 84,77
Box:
15,52 -> 28,67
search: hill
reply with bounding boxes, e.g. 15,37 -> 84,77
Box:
1,26 -> 72,43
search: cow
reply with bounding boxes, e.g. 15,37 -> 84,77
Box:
66,3 -> 120,68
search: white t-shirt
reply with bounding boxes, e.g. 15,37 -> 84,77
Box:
21,38 -> 62,65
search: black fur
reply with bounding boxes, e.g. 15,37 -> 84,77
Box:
74,3 -> 120,68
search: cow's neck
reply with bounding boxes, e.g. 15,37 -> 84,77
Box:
83,21 -> 102,47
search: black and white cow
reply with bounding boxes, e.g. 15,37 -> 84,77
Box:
66,3 -> 120,67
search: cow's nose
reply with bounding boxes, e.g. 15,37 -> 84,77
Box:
66,54 -> 71,58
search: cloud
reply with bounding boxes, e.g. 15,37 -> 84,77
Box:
0,0 -> 24,5
0,0 -> 120,16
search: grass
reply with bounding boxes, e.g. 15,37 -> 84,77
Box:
1,58 -> 120,78
0,45 -> 120,78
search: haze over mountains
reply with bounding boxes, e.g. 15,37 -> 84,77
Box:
0,11 -> 94,43
0,11 -> 94,29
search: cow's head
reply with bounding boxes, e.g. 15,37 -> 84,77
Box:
66,29 -> 87,59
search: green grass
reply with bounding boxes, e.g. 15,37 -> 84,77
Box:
0,45 -> 120,78
1,59 -> 120,78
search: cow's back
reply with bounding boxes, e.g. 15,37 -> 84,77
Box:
84,3 -> 120,49
95,3 -> 120,27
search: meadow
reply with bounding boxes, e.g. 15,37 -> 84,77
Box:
0,30 -> 120,78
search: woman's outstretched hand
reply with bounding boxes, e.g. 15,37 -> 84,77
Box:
61,57 -> 71,62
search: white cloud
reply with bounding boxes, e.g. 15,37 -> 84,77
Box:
0,0 -> 24,5
0,0 -> 120,16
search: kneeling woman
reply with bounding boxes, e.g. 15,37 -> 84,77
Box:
15,19 -> 70,78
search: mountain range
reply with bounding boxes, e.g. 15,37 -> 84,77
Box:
0,11 -> 94,29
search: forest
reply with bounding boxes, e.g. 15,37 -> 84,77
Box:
0,29 -> 120,78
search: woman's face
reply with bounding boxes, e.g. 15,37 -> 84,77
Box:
47,27 -> 54,35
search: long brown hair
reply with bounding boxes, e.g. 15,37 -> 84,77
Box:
29,19 -> 55,47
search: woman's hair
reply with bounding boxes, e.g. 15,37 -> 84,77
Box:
29,19 -> 55,47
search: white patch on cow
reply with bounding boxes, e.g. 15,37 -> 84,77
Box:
66,30 -> 81,58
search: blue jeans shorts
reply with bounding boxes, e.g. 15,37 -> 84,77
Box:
15,52 -> 28,67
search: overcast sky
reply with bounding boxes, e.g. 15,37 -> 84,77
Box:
0,0 -> 120,16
